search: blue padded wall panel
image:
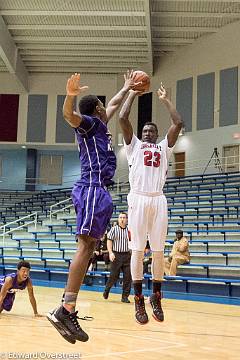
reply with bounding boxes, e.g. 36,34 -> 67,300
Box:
176,78 -> 193,132
55,95 -> 75,143
197,73 -> 215,130
27,95 -> 47,142
219,67 -> 238,126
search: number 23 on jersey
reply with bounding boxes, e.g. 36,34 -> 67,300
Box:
144,150 -> 161,168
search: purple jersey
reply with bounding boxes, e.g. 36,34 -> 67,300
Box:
75,115 -> 116,187
0,272 -> 29,292
0,273 -> 29,311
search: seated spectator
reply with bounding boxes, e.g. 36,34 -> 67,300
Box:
143,240 -> 152,274
164,230 -> 190,276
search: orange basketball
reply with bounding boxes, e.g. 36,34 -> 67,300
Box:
132,70 -> 150,92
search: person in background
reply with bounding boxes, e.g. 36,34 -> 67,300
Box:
103,212 -> 132,303
164,229 -> 190,276
0,261 -> 41,317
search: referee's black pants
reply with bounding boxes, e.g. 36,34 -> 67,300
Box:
105,251 -> 132,298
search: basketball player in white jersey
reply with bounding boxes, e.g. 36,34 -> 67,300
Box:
119,84 -> 183,324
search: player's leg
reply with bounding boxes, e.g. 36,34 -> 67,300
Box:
65,234 -> 96,295
121,252 -> 132,302
149,251 -> 165,322
48,186 -> 113,343
103,254 -> 122,299
1,294 -> 15,313
128,193 -> 149,324
131,251 -> 149,324
48,233 -> 95,343
148,195 -> 168,322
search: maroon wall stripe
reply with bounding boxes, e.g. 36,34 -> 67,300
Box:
0,94 -> 19,142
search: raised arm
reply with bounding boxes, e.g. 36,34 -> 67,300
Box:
157,83 -> 183,148
106,70 -> 139,122
119,90 -> 138,145
63,73 -> 89,128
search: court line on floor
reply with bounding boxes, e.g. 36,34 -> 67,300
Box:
164,306 -> 240,318
98,329 -> 185,346
81,343 -> 185,359
1,316 -> 238,339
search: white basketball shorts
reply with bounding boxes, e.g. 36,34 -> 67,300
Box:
127,192 -> 168,252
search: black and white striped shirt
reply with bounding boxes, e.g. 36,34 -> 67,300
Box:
107,225 -> 130,253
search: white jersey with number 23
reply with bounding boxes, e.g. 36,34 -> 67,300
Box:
124,134 -> 174,251
125,134 -> 173,194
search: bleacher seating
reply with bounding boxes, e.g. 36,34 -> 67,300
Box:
0,171 -> 240,298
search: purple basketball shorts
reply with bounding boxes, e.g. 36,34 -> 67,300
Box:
1,292 -> 15,311
72,185 -> 113,239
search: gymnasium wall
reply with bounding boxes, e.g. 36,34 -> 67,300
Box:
35,150 -> 79,191
0,148 -> 79,190
0,21 -> 240,186
151,20 -> 240,176
0,149 -> 27,190
0,73 -> 118,145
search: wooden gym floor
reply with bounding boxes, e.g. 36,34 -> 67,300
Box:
0,286 -> 239,360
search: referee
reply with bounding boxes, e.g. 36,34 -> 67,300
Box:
103,212 -> 132,303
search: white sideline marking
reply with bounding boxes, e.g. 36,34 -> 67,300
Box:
81,344 -> 185,358
94,329 -> 185,346
80,328 -> 186,358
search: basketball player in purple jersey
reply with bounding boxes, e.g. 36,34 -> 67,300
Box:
47,71 -> 139,344
0,261 -> 41,316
